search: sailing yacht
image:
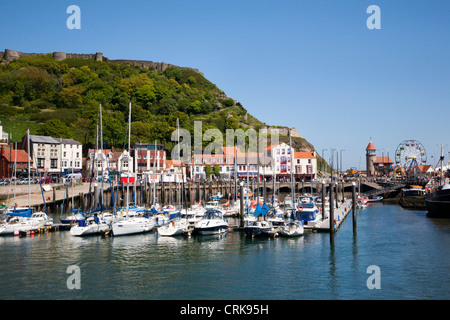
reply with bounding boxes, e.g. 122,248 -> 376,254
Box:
111,103 -> 155,237
70,214 -> 110,236
158,217 -> 188,236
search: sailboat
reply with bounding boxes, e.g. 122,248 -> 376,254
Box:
243,202 -> 275,237
111,103 -> 155,236
158,118 -> 188,236
1,129 -> 52,235
279,134 -> 303,237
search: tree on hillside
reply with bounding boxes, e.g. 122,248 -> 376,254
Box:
37,119 -> 71,138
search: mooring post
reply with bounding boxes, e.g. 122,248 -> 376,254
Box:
352,182 -> 357,234
94,183 -> 99,209
329,182 -> 335,239
322,181 -> 325,221
239,182 -> 244,228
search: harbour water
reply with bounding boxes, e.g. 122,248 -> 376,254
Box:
0,203 -> 449,300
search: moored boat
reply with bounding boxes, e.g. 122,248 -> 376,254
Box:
193,209 -> 228,235
425,184 -> 450,217
244,220 -> 274,238
279,220 -> 304,237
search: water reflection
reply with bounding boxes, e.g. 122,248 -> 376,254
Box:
0,205 -> 448,299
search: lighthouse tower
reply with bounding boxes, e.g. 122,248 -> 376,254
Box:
366,140 -> 376,176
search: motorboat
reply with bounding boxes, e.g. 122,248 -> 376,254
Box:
243,220 -> 274,238
365,195 -> 383,202
296,202 -> 322,227
70,215 -> 110,236
193,209 -> 228,235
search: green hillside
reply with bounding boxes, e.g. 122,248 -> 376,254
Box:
0,54 -> 315,157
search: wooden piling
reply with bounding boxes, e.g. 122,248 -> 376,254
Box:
239,183 -> 244,228
322,181 -> 325,221
352,182 -> 357,234
329,183 -> 335,239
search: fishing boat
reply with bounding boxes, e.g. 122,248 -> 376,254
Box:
193,209 -> 228,235
425,184 -> 450,217
70,214 -> 110,236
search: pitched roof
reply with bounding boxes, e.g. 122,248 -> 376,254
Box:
2,149 -> 31,164
366,141 -> 376,151
374,156 -> 393,164
29,135 -> 60,144
294,152 -> 316,159
417,165 -> 432,173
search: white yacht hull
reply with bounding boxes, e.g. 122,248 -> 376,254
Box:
279,222 -> 304,237
111,218 -> 155,236
158,220 -> 188,236
70,223 -> 110,236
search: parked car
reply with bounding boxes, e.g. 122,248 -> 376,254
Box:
17,178 -> 34,185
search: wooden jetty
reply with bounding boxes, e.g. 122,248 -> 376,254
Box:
308,199 -> 353,233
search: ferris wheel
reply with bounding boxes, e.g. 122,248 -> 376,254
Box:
395,140 -> 427,171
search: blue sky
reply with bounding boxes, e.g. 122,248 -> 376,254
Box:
1,0 -> 449,170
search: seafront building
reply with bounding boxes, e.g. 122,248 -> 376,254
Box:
0,145 -> 32,179
190,144 -> 317,181
20,133 -> 82,178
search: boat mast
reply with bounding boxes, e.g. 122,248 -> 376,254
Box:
27,129 -> 31,209
289,134 -> 295,211
100,103 -> 104,211
126,102 -> 131,217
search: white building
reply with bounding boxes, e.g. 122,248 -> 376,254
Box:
85,149 -> 133,178
56,138 -> 82,174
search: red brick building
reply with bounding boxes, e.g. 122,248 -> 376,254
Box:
0,145 -> 32,178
